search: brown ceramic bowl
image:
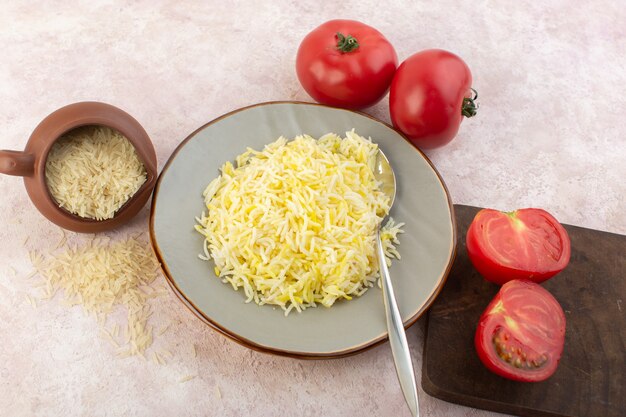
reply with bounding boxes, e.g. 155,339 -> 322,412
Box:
0,102 -> 157,233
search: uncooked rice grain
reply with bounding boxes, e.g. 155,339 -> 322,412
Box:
29,235 -> 163,357
45,126 -> 147,220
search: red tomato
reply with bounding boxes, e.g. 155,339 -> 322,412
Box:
296,20 -> 398,109
475,280 -> 566,382
466,208 -> 571,285
389,49 -> 477,149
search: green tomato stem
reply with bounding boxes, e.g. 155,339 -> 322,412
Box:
336,32 -> 359,53
462,88 -> 479,118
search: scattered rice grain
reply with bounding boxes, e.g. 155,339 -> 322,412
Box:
25,294 -> 37,308
157,323 -> 170,336
28,235 -> 162,358
179,375 -> 197,383
54,229 -> 67,250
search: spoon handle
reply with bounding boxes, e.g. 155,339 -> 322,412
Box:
377,229 -> 419,417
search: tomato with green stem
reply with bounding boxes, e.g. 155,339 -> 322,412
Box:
389,49 -> 478,149
296,19 -> 398,109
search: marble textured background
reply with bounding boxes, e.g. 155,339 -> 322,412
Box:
1,1 -> 624,416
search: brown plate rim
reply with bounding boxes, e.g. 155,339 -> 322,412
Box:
149,100 -> 457,359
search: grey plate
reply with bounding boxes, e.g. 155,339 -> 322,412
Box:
149,101 -> 456,359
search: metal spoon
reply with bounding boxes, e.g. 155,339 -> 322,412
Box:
374,149 -> 419,417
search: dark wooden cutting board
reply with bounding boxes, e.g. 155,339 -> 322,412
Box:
422,204 -> 625,417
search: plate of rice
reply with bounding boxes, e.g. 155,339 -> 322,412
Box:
150,101 -> 456,358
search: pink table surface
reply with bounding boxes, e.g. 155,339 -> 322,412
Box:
1,1 -> 624,416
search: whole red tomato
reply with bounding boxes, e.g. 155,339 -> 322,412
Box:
389,49 -> 477,149
475,280 -> 566,382
296,20 -> 398,109
466,208 -> 571,285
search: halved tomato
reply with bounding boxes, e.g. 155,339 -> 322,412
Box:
466,208 -> 571,285
475,280 -> 566,382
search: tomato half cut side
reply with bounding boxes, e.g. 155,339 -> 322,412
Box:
475,280 -> 566,382
466,208 -> 571,285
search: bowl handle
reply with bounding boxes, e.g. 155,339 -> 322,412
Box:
0,150 -> 35,177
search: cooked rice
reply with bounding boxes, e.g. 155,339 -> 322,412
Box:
195,130 -> 404,315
